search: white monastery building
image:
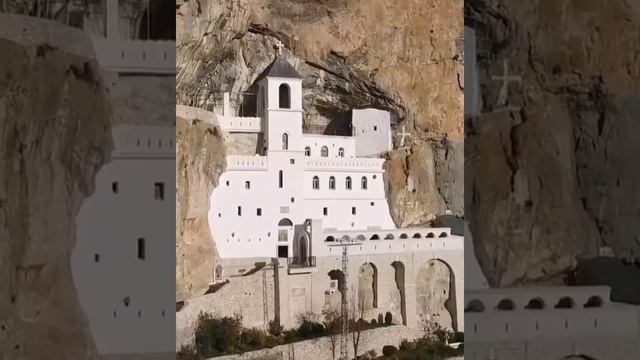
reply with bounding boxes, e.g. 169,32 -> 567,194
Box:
202,57 -> 465,333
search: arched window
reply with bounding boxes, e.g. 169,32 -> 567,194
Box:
525,298 -> 545,310
305,146 -> 311,156
465,299 -> 485,313
555,297 -> 575,309
329,176 -> 336,190
279,83 -> 290,109
497,299 -> 516,310
361,176 -> 368,190
312,176 -> 320,190
321,146 -> 329,157
282,133 -> 289,150
338,147 -> 344,157
584,295 -> 604,308
345,177 -> 352,190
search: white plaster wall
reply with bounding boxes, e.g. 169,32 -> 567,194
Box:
352,108 -> 392,156
72,126 -> 175,354
265,110 -> 303,152
302,134 -> 356,158
92,37 -> 175,74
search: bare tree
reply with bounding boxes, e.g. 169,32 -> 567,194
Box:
322,307 -> 341,360
350,296 -> 366,359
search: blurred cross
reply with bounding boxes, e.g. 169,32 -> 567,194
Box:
492,59 -> 521,107
275,41 -> 284,55
397,125 -> 411,148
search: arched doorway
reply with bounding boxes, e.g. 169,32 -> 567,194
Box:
391,261 -> 407,325
358,263 -> 377,314
416,259 -> 456,331
326,269 -> 346,311
277,218 -> 293,258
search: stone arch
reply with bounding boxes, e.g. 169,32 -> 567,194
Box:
326,236 -> 335,242
399,233 -> 408,239
584,295 -> 603,308
391,261 -> 407,325
370,234 -> 380,240
439,232 -> 448,238
356,234 -> 366,241
559,355 -> 598,360
426,232 -> 435,238
358,263 -> 378,313
412,233 -> 421,239
464,299 -> 485,312
497,298 -> 516,310
327,269 -> 346,311
525,297 -> 545,310
555,296 -> 576,309
279,83 -> 290,108
416,259 -> 457,331
384,234 -> 394,240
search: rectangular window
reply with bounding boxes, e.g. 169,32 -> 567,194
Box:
370,202 -> 375,206
323,207 -> 328,216
278,230 -> 288,242
352,207 -> 356,215
280,206 -> 289,213
112,182 -> 119,194
291,197 -> 295,203
245,181 -> 250,189
279,171 -> 283,188
257,208 -> 262,216
290,159 -> 295,164
137,238 -> 145,260
373,126 -> 377,131
154,182 -> 164,200
238,206 -> 242,216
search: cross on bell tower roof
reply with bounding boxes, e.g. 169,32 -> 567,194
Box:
265,54 -> 302,79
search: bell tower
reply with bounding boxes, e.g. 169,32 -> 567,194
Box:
257,57 -> 303,152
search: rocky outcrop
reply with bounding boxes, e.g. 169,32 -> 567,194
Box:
0,36 -> 110,359
176,0 -> 463,298
466,0 -> 640,285
176,116 -> 226,302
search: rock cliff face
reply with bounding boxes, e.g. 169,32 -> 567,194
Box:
0,38 -> 110,359
176,0 -> 463,299
176,116 -> 226,301
466,0 -> 640,286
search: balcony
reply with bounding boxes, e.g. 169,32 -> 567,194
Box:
287,256 -> 317,274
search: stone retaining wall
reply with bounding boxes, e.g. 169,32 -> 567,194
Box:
208,325 -> 424,360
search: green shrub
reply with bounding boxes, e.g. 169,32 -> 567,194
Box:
268,318 -> 283,337
382,345 -> 399,357
194,312 -> 243,356
384,312 -> 393,325
296,319 -> 325,339
241,328 -> 267,349
176,344 -> 199,360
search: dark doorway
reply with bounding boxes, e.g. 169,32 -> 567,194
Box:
278,245 -> 288,258
138,0 -> 176,40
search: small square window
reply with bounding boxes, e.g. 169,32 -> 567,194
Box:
370,202 -> 375,206
257,208 -> 262,216
245,181 -> 250,189
290,159 -> 295,164
323,207 -> 328,216
238,206 -> 242,216
352,207 -> 356,215
154,182 -> 164,200
112,182 -> 119,193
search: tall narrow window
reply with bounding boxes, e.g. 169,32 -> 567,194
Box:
329,176 -> 336,190
282,133 -> 289,150
352,207 -> 356,215
112,182 -> 119,194
312,176 -> 320,190
323,207 -> 328,216
237,206 -> 242,216
321,146 -> 328,157
279,83 -> 291,109
338,148 -> 344,157
279,170 -> 283,188
257,208 -> 262,216
361,176 -> 368,190
245,181 -> 250,189
345,177 -> 352,190
137,238 -> 145,260
305,146 -> 311,157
